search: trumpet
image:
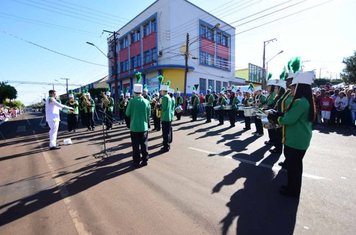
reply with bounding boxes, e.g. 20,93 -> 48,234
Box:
101,92 -> 110,109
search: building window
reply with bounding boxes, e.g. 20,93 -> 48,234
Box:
152,48 -> 157,62
207,54 -> 214,66
143,48 -> 157,64
200,24 -> 207,38
131,29 -> 141,43
131,55 -> 142,69
199,78 -> 207,94
208,79 -> 215,91
143,18 -> 157,37
216,81 -> 221,93
216,32 -> 221,45
223,82 -> 228,89
200,51 -> 207,65
120,60 -> 129,72
119,36 -> 129,49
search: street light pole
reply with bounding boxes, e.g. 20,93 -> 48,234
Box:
103,30 -> 119,114
184,33 -> 189,97
265,50 -> 284,73
262,38 -> 277,89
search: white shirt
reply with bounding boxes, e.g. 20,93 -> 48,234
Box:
334,96 -> 348,110
45,97 -> 67,122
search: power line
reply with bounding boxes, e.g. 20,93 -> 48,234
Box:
1,30 -> 107,67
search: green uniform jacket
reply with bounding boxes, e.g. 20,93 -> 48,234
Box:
170,96 -> 176,120
107,97 -> 114,112
205,94 -> 214,107
66,100 -> 79,114
220,96 -> 227,109
192,94 -> 200,109
266,91 -> 276,107
125,96 -> 151,132
231,96 -> 239,109
175,96 -> 183,106
161,94 -> 172,122
278,97 -> 312,150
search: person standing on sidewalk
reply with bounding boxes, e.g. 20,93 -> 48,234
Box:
65,93 -> 79,132
125,75 -> 151,168
45,90 -> 73,150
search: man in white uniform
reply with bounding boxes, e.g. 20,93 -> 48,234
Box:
45,90 -> 73,150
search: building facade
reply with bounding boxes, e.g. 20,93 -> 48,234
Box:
107,0 -> 237,96
235,63 -> 264,85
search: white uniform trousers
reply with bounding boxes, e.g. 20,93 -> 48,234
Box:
48,120 -> 60,147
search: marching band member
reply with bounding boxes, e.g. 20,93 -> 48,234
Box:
243,91 -> 254,130
83,92 -> 95,131
175,89 -> 183,120
168,88 -> 175,143
65,93 -> 79,132
124,89 -> 131,128
46,90 -> 74,150
264,74 -> 277,145
125,79 -> 151,168
143,84 -> 151,102
152,93 -> 161,131
191,87 -> 200,122
253,87 -> 266,136
102,90 -> 114,130
160,78 -> 172,152
205,86 -> 214,123
229,87 -> 239,127
268,70 -> 316,197
217,88 -> 227,126
118,93 -> 125,124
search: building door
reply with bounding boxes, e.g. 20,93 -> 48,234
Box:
199,78 -> 207,94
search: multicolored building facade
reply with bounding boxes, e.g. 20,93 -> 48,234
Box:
107,0 -> 237,96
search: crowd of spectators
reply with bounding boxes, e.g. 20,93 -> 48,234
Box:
314,85 -> 356,127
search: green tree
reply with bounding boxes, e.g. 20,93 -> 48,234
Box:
0,82 -> 17,103
341,51 -> 356,84
3,100 -> 25,109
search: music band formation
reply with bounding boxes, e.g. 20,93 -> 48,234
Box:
45,57 -> 316,198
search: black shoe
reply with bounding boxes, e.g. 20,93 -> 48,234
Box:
49,146 -> 61,150
205,120 -> 211,123
140,161 -> 148,167
264,141 -> 273,146
217,123 -> 223,126
160,147 -> 170,152
269,149 -> 282,154
130,163 -> 140,168
243,127 -> 250,130
278,162 -> 287,168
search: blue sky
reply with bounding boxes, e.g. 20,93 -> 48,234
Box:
1,0 -> 355,105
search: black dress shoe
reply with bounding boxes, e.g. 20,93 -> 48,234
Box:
130,163 -> 140,168
264,141 -> 273,146
49,146 -> 61,150
243,127 -> 250,130
278,162 -> 287,168
140,161 -> 148,167
160,147 -> 170,152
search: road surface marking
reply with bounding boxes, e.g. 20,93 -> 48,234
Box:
188,147 -> 326,180
32,130 -> 91,235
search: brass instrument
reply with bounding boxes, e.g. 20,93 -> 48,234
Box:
155,98 -> 162,118
101,92 -> 110,109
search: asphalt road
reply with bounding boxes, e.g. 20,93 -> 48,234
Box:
0,112 -> 355,235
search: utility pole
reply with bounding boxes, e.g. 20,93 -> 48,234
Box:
184,33 -> 189,97
104,30 -> 119,114
262,38 -> 277,89
61,77 -> 70,98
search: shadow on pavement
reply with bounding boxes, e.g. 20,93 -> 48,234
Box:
212,163 -> 299,235
0,154 -> 136,226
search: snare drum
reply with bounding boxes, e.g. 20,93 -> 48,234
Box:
224,105 -> 232,110
213,105 -> 221,110
243,107 -> 256,117
175,105 -> 183,113
261,116 -> 280,129
237,104 -> 244,111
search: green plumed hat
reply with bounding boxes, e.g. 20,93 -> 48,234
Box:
194,84 -> 199,91
135,72 -> 142,83
288,57 -> 301,73
166,80 -> 171,86
157,75 -> 164,84
248,83 -> 254,91
279,67 -> 288,81
267,73 -> 273,80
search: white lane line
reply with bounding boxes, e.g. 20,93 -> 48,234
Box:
188,147 -> 326,180
32,130 -> 91,235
